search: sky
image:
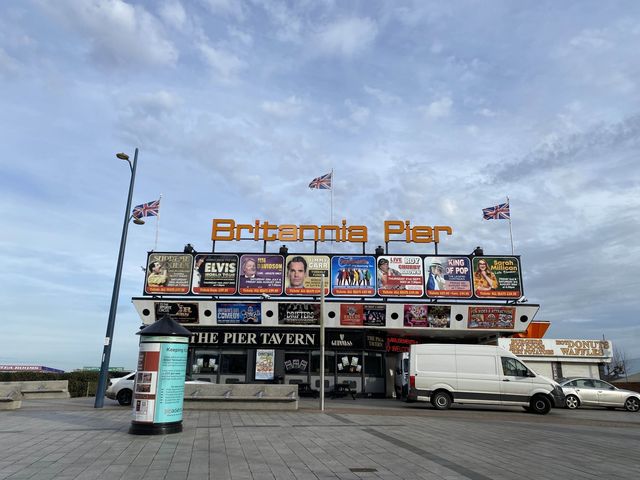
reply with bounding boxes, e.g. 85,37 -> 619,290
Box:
1,0 -> 639,373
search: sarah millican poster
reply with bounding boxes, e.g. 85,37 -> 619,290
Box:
472,257 -> 522,299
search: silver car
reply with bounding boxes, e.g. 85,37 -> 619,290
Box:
559,377 -> 640,412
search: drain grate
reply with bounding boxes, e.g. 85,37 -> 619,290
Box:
349,467 -> 378,473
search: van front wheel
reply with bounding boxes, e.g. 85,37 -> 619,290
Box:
431,391 -> 452,410
530,395 -> 551,415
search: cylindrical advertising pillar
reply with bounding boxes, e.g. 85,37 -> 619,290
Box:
129,315 -> 192,435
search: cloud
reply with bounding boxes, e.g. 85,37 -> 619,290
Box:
422,96 -> 453,118
39,0 -> 177,68
313,17 -> 378,57
201,0 -> 246,21
158,0 -> 187,30
198,41 -> 247,81
364,85 -> 401,105
0,47 -> 20,76
261,96 -> 303,118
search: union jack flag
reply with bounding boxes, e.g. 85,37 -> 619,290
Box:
132,199 -> 160,219
482,202 -> 510,220
308,172 -> 332,190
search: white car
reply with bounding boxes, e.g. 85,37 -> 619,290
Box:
559,377 -> 640,412
105,372 -> 209,406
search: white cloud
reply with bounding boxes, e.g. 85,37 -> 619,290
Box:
313,17 -> 378,57
201,0 -> 245,21
40,0 -> 178,68
364,85 -> 401,105
261,96 -> 303,118
422,96 -> 453,118
159,1 -> 187,30
198,42 -> 247,81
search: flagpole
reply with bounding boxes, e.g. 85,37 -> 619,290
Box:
154,194 -> 162,251
507,196 -> 514,255
330,169 -> 334,227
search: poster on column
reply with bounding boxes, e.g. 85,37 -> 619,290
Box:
192,254 -> 238,295
424,256 -> 472,298
377,256 -> 424,297
331,256 -> 376,296
132,339 -> 189,424
238,255 -> 284,295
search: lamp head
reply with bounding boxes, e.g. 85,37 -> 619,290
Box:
133,217 -> 145,225
116,152 -> 129,160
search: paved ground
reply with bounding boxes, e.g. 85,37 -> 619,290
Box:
1,397 -> 639,480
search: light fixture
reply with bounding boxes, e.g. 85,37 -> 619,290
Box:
472,246 -> 484,256
133,217 -> 145,225
279,245 -> 288,256
183,243 -> 196,254
375,245 -> 385,256
116,152 -> 129,160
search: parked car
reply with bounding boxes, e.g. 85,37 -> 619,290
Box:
106,372 -> 209,406
559,377 -> 640,412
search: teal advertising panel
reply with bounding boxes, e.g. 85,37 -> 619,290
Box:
154,340 -> 188,424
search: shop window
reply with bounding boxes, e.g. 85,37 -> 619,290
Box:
220,353 -> 247,374
311,351 -> 335,374
192,350 -> 220,374
284,352 -> 309,374
364,352 -> 383,377
337,353 -> 362,374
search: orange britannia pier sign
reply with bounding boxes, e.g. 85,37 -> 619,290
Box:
211,219 -> 453,244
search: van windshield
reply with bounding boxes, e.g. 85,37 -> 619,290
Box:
501,357 -> 530,377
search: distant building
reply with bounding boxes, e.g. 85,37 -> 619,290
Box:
0,365 -> 65,374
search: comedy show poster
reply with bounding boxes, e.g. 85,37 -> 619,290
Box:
238,255 -> 284,295
424,256 -> 472,298
216,303 -> 262,325
330,256 -> 376,296
192,254 -> 238,295
377,256 -> 424,297
145,253 -> 192,295
284,255 -> 330,296
471,257 -> 522,299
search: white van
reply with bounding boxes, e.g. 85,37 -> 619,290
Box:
405,344 -> 565,414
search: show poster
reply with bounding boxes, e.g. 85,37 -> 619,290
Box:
472,257 -> 522,298
427,305 -> 451,328
330,256 -> 376,296
133,338 -> 188,425
255,349 -> 275,380
238,255 -> 284,295
468,306 -> 516,329
216,303 -> 261,324
278,303 -> 320,325
377,256 -> 424,297
424,256 -> 472,298
403,304 -> 429,327
145,253 -> 192,295
192,254 -> 238,295
154,302 -> 199,324
340,304 -> 386,326
284,255 -> 330,295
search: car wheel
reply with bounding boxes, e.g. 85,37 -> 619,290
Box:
624,397 -> 640,412
530,395 -> 551,415
565,394 -> 580,409
522,406 -> 532,412
431,391 -> 452,410
117,389 -> 133,406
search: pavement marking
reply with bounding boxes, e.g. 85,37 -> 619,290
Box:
364,427 -> 495,480
325,413 -> 356,424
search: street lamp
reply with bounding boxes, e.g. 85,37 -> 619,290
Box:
94,148 -> 141,408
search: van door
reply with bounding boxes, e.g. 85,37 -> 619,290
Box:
499,357 -> 534,405
455,354 -> 500,404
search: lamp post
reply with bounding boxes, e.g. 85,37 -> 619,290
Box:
94,148 -> 142,408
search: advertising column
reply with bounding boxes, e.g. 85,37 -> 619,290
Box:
129,315 -> 192,435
